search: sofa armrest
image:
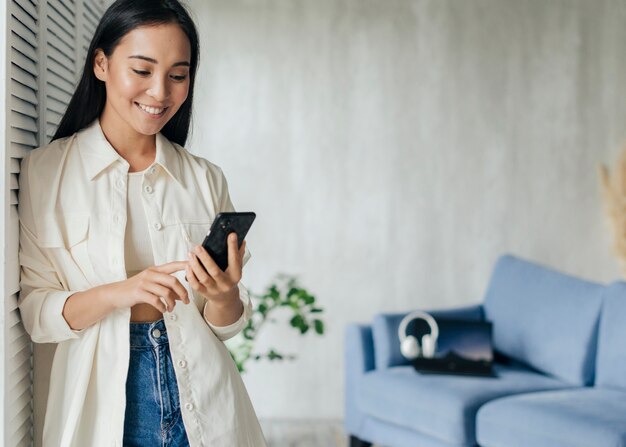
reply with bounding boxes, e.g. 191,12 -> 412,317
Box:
372,304 -> 484,370
344,323 -> 375,436
345,323 -> 375,375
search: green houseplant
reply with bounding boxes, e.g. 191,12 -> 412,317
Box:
227,274 -> 325,373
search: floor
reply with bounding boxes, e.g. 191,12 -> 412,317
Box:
260,419 -> 349,447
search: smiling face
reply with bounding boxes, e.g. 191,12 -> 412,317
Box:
93,23 -> 192,138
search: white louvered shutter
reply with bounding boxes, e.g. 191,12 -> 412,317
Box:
6,2 -> 40,445
41,0 -> 78,142
4,1 -> 107,446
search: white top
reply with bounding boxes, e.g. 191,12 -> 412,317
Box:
124,169 -> 155,278
18,120 -> 265,447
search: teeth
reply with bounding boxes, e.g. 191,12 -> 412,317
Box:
137,103 -> 165,115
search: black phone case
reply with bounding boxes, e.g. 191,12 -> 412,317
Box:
201,212 -> 256,271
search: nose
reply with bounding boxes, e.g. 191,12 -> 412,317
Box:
146,75 -> 170,102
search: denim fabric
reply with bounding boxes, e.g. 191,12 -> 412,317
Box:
124,319 -> 190,447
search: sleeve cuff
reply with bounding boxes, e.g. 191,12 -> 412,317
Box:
205,283 -> 253,341
40,290 -> 84,342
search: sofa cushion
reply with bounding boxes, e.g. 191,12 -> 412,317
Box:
372,305 -> 484,370
357,363 -> 571,446
476,388 -> 626,447
483,255 -> 604,386
596,281 -> 626,390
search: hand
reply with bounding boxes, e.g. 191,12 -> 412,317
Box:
186,233 -> 246,303
110,261 -> 190,313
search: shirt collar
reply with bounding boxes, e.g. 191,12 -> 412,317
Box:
77,119 -> 183,184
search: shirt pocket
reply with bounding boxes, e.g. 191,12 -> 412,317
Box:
178,220 -> 212,249
37,214 -> 95,289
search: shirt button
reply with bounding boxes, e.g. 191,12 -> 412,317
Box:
170,314 -> 177,321
152,328 -> 162,338
153,222 -> 162,231
148,166 -> 157,175
178,359 -> 187,368
144,185 -> 153,194
113,214 -> 120,223
185,403 -> 194,411
117,179 -> 125,189
112,258 -> 120,266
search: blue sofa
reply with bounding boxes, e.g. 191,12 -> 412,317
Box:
345,255 -> 626,447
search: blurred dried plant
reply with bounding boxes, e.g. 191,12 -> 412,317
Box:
599,146 -> 626,276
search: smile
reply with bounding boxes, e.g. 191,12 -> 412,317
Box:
135,102 -> 168,117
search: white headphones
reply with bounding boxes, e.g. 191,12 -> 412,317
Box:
398,311 -> 439,359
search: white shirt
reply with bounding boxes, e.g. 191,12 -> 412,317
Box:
18,120 -> 266,447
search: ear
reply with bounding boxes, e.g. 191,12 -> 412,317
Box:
93,49 -> 108,82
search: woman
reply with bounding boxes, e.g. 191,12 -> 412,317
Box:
17,0 -> 266,445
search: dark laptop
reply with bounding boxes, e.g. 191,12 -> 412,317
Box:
411,319 -> 497,378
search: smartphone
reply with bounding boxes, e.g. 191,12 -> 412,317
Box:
202,212 -> 256,271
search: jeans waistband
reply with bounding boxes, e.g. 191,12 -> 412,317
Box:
129,319 -> 168,348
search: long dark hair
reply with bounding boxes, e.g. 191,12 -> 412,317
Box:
51,0 -> 200,146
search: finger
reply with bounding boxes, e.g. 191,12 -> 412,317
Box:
160,295 -> 175,313
150,271 -> 189,304
144,282 -> 174,301
154,261 -> 188,274
192,245 -> 224,280
226,235 -> 242,278
227,233 -> 242,273
189,250 -> 217,289
186,264 -> 202,291
139,291 -> 167,313
144,283 -> 178,310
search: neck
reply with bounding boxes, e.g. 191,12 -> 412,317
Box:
98,104 -> 156,166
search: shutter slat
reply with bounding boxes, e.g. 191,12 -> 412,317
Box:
11,2 -> 37,33
47,58 -> 76,86
11,65 -> 38,92
10,172 -> 19,191
14,0 -> 37,22
10,33 -> 37,63
10,157 -> 21,174
11,16 -> 37,50
49,0 -> 76,25
10,127 -> 38,146
8,349 -> 31,378
47,13 -> 76,51
7,308 -> 21,329
10,332 -> 31,355
6,247 -> 20,295
11,111 -> 38,133
11,48 -> 37,76
46,43 -> 74,70
10,142 -> 32,158
46,32 -> 76,65
46,71 -> 76,95
46,95 -> 70,115
11,94 -> 37,118
11,80 -> 39,106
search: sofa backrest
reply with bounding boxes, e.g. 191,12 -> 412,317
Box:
595,281 -> 626,390
483,255 -> 604,386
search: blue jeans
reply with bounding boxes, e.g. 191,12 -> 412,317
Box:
123,319 -> 190,447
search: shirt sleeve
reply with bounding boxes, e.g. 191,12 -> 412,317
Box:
202,166 -> 253,341
17,155 -> 84,344
204,282 -> 253,341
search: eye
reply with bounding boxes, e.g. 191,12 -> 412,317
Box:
170,74 -> 187,82
132,69 -> 150,76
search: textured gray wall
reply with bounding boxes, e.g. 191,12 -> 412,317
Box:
186,0 -> 626,420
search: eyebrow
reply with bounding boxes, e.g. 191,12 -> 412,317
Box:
128,55 -> 190,67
